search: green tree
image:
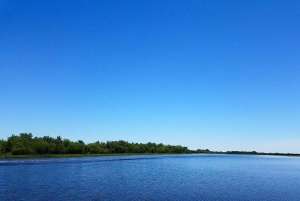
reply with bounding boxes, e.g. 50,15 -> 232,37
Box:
87,142 -> 108,154
12,142 -> 26,155
56,143 -> 66,154
6,134 -> 20,153
7,133 -> 33,154
19,133 -> 33,154
48,143 -> 56,154
0,139 -> 7,154
2,133 -> 199,156
32,138 -> 49,154
68,141 -> 85,154
63,139 -> 71,149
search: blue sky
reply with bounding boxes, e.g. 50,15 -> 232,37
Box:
1,0 -> 299,153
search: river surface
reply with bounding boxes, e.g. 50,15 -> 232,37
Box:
1,154 -> 300,200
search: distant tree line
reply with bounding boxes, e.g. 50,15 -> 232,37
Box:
226,151 -> 257,154
224,151 -> 300,156
0,133 -> 210,155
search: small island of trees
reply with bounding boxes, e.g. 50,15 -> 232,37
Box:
0,133 -> 210,157
1,133 -> 298,158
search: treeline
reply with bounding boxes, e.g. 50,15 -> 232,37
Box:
0,133 -> 209,155
226,151 -> 257,154
224,151 -> 300,156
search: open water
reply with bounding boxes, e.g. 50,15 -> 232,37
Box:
1,154 -> 300,200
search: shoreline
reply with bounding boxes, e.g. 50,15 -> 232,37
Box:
1,153 -> 183,159
2,152 -> 300,159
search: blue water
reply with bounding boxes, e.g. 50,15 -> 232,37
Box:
1,154 -> 300,200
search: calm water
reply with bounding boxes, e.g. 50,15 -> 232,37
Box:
1,154 -> 300,200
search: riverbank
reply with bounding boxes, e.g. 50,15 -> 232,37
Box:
1,152 -> 182,159
2,152 -> 300,159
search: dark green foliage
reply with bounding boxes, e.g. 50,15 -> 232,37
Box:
196,149 -> 210,153
86,141 -> 108,154
56,143 -> 66,154
226,151 -> 257,154
63,139 -> 71,150
6,133 -> 33,154
12,142 -> 26,155
104,140 -> 190,154
0,139 -> 7,154
32,138 -> 49,154
68,141 -> 85,154
48,143 -> 56,154
4,133 -> 202,155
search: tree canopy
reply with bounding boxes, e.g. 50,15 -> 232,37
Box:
0,133 -> 209,156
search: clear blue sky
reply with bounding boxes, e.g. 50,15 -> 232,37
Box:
1,0 -> 299,153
